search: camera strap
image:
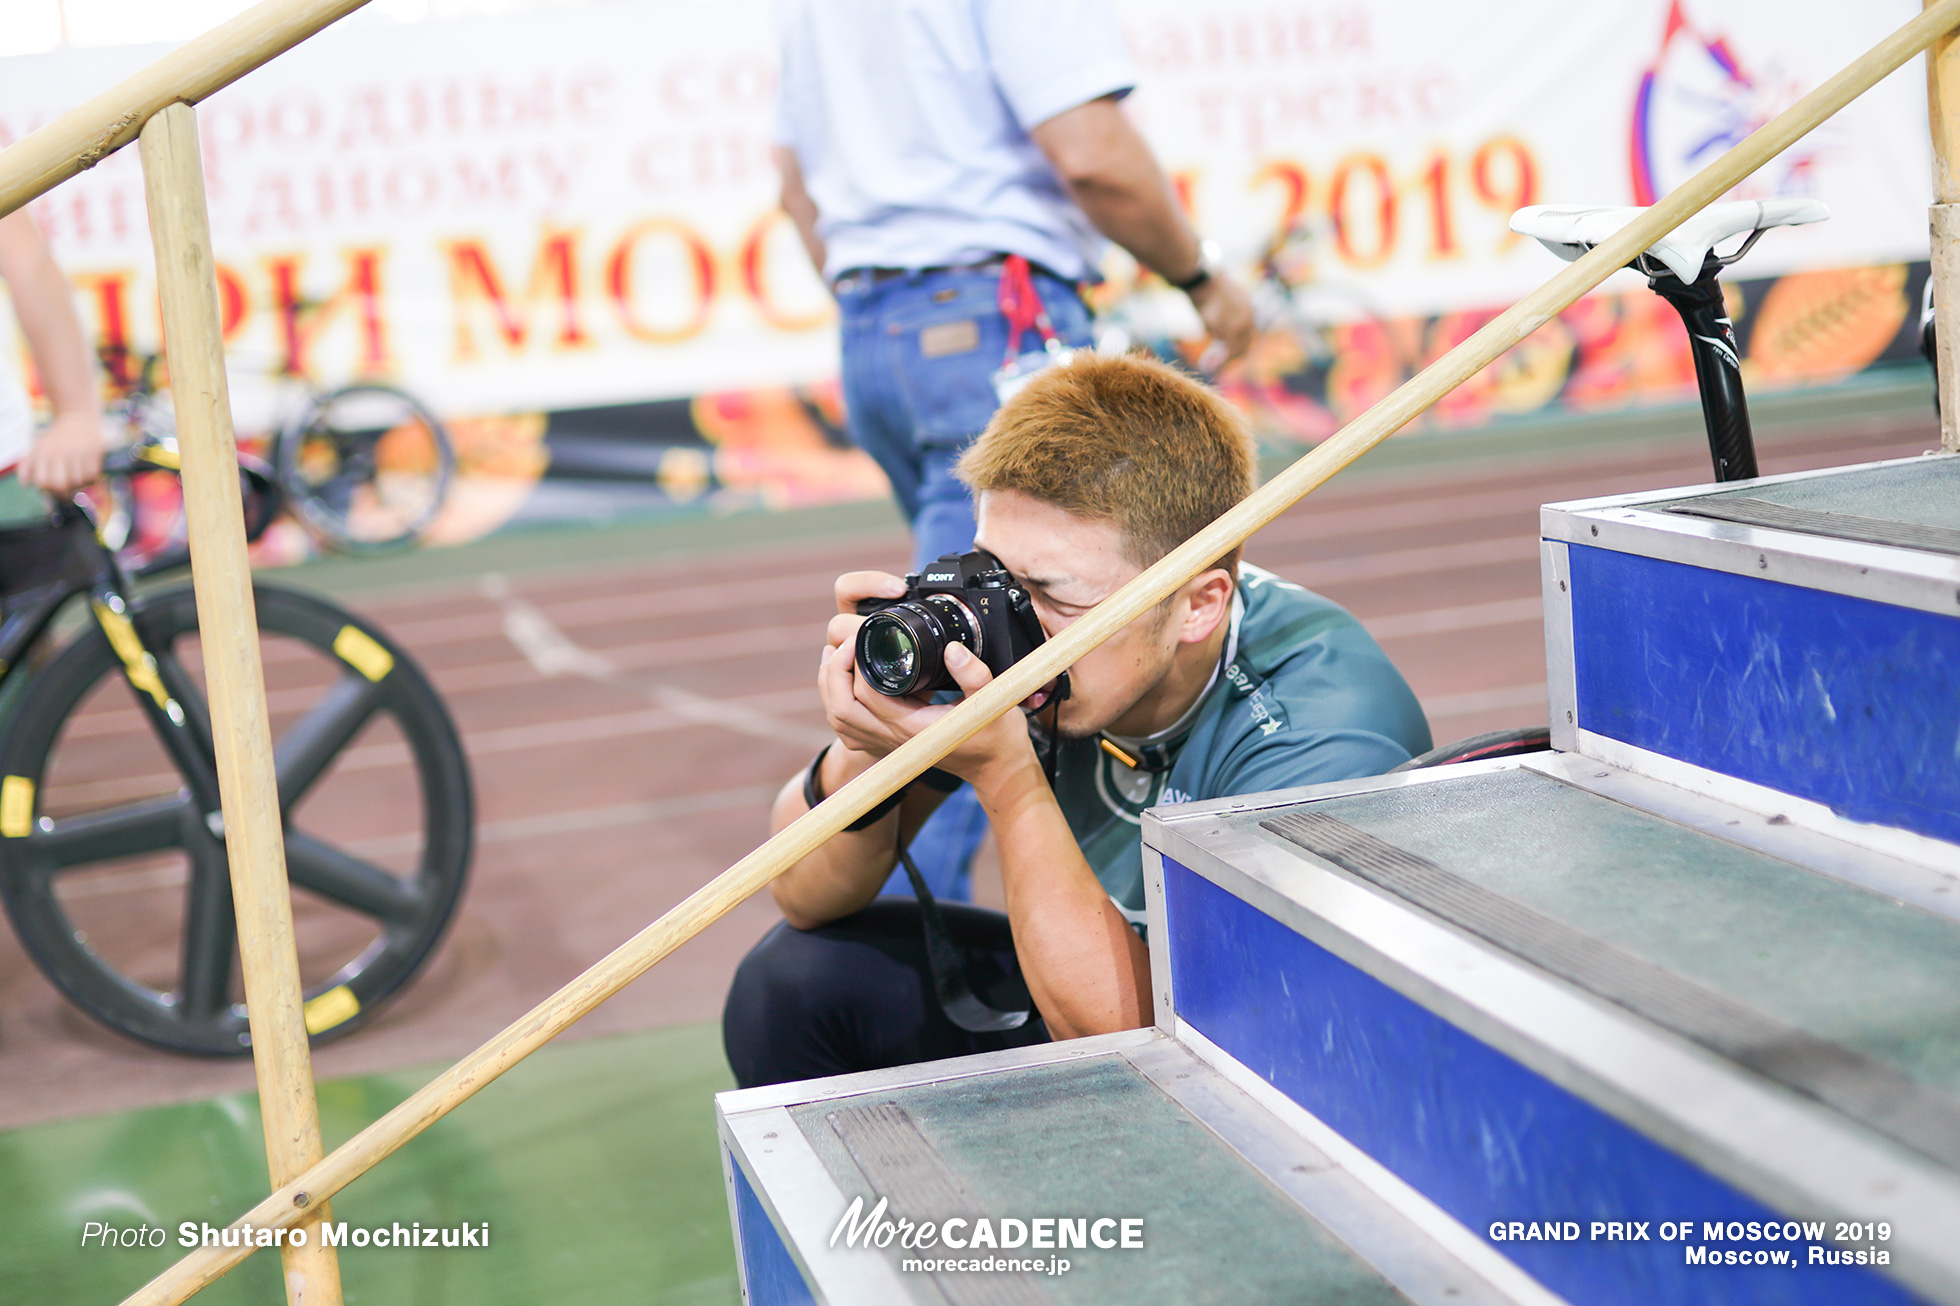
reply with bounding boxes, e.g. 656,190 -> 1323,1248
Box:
896,837 -> 1032,1034
803,745 -> 1032,1034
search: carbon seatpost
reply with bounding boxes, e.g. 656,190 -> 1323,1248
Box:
1646,254 -> 1758,482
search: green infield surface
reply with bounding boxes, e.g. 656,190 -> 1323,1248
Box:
0,1022 -> 739,1306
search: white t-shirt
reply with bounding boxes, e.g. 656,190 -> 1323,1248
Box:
774,0 -> 1138,282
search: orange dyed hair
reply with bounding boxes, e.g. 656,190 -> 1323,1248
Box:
956,352 -> 1255,568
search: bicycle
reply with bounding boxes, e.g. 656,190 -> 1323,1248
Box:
103,347 -> 456,557
1391,196 -> 1831,772
0,454 -> 473,1054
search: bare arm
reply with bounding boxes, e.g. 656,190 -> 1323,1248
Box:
769,570 -> 932,928
767,739 -> 949,930
0,210 -> 103,492
964,732 -> 1152,1038
768,718 -> 1147,1038
771,569 -> 1151,1037
774,146 -> 827,278
1029,96 -> 1254,362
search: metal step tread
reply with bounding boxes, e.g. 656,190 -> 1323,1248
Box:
718,1030 -> 1556,1306
1253,764 -> 1960,1169
1657,456 -> 1960,547
1142,754 -> 1960,1302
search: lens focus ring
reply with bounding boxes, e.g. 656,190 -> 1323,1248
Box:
855,595 -> 980,696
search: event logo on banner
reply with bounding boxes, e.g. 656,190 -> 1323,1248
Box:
0,0 -> 1936,543
1623,0 -> 1914,396
1631,0 -> 1825,205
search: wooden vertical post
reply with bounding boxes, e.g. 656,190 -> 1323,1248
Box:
1927,0 -> 1960,450
139,102 -> 344,1306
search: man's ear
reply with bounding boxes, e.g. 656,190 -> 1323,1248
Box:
1176,569 -> 1234,645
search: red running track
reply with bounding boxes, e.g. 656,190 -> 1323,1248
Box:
0,411 -> 1938,1127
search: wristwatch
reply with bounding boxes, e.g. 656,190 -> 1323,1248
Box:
1170,239 -> 1223,293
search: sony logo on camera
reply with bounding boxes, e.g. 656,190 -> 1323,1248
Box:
853,549 -> 1049,698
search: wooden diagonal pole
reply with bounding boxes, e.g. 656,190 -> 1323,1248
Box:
0,0 -> 374,222
139,102 -> 343,1306
116,2 -> 1960,1303
1927,0 -> 1960,451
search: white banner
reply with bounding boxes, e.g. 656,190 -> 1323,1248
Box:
0,0 -> 1935,429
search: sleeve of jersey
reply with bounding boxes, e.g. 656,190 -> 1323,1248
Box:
1207,634 -> 1433,799
1214,729 -> 1416,802
976,0 -> 1140,130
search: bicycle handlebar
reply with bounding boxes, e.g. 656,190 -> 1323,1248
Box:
98,440 -> 282,578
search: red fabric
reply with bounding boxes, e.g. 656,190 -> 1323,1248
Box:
995,254 -> 1054,359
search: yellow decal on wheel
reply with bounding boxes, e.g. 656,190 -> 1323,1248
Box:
137,443 -> 182,471
0,776 -> 34,838
91,601 -> 175,712
333,626 -> 394,682
303,984 -> 361,1035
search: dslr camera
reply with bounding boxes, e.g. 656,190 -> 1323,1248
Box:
854,549 -> 1049,697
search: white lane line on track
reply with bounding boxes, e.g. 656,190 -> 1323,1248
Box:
52,783 -> 788,888
483,572 -> 618,679
41,688 -> 826,808
345,782 -> 784,859
55,593 -> 1546,749
1362,596 -> 1542,639
409,545 -> 1537,697
480,572 -> 833,749
376,490 -> 1548,648
1422,683 -> 1548,720
1277,535 -> 1536,585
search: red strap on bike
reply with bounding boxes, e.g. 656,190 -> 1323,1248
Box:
996,254 -> 1054,360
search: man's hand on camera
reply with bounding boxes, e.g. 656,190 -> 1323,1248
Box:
818,571 -> 1038,786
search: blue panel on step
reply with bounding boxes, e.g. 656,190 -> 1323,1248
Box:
733,1157 -> 817,1306
1163,859 -> 1924,1306
1567,544 -> 1960,844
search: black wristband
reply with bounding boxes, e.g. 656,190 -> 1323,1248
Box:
1169,264 -> 1211,294
805,744 -> 910,832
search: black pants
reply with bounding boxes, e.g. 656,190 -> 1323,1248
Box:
722,899 -> 1050,1089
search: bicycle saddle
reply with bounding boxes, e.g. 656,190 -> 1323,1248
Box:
1509,198 -> 1830,282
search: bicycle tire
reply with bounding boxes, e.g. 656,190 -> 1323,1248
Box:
273,383 -> 455,555
1389,726 -> 1552,773
0,584 -> 473,1055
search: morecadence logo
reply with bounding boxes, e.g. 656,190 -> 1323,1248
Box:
831,1194 -> 1144,1266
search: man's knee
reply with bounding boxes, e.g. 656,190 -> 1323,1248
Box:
723,915 -> 927,1088
727,921 -> 854,1024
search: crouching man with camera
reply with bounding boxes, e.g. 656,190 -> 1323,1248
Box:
722,354 -> 1431,1088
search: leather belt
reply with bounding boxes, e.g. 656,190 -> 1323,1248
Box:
835,256 -> 1070,289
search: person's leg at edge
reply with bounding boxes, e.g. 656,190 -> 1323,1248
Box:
886,440 -> 987,898
893,269 -> 1097,901
836,277 -> 924,523
722,900 -> 1046,1088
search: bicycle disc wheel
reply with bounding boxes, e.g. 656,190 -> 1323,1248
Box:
0,584 -> 472,1055
275,384 -> 454,555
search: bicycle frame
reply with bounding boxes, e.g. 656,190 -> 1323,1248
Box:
1640,251 -> 1760,482
0,507 -> 112,686
0,503 -> 230,826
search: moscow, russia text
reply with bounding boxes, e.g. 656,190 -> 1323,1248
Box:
1486,1217 -> 1893,1267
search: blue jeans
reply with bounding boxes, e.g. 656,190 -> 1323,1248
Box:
836,264 -> 1094,899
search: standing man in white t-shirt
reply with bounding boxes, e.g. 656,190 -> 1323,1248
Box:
773,0 -> 1256,898
0,209 -> 105,519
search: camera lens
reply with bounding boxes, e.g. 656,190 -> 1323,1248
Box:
859,615 -> 921,692
856,595 -> 980,696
